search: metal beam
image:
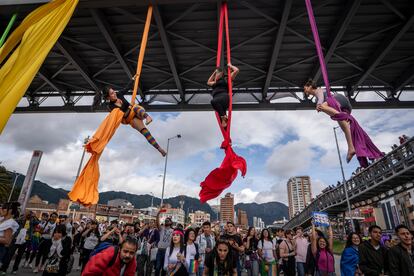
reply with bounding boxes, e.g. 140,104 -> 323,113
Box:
55,40 -> 100,91
393,63 -> 414,93
350,15 -> 414,94
262,0 -> 292,101
152,5 -> 184,100
311,0 -> 360,82
13,100 -> 414,113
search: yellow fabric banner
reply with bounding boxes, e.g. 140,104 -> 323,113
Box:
0,0 -> 79,133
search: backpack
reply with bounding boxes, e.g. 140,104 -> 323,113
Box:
89,242 -> 120,268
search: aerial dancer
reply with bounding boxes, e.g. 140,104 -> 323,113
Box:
207,63 -> 239,128
93,79 -> 166,157
304,79 -> 383,167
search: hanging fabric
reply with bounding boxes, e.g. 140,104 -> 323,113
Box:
68,6 -> 153,206
0,0 -> 79,134
305,0 -> 383,168
199,2 -> 247,203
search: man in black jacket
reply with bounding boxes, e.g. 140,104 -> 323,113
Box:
359,225 -> 388,276
388,224 -> 414,276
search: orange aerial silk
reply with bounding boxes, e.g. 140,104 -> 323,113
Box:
68,109 -> 124,205
68,6 -> 153,206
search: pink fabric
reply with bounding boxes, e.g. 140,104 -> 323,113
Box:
295,237 -> 309,263
317,249 -> 335,273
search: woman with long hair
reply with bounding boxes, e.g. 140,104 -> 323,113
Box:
203,239 -> 236,276
164,229 -> 188,275
184,228 -> 200,276
93,78 -> 166,157
311,223 -> 335,276
303,79 -> 383,167
0,202 -> 20,263
340,232 -> 362,276
243,227 -> 259,276
207,63 -> 239,128
42,224 -> 72,276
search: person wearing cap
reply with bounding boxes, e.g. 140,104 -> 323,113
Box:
155,208 -> 173,276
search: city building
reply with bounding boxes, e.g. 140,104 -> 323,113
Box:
287,176 -> 312,219
253,216 -> 265,229
236,209 -> 248,229
107,199 -> 134,210
159,204 -> 185,226
220,193 -> 234,223
188,210 -> 211,227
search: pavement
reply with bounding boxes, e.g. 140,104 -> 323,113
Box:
7,252 -> 341,276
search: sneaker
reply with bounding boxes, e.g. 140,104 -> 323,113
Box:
29,263 -> 33,269
33,267 -> 39,273
12,271 -> 17,275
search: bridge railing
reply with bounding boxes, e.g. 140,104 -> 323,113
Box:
285,137 -> 414,229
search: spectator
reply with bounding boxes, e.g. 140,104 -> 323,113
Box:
388,224 -> 414,276
257,228 -> 277,275
25,222 -> 42,268
220,221 -> 244,276
196,221 -> 215,276
243,227 -> 259,276
100,223 -> 122,245
42,224 -> 72,276
359,225 -> 388,276
203,239 -> 236,276
0,202 -> 20,265
340,232 -> 362,276
148,219 -> 160,275
279,229 -> 295,276
80,220 -> 100,271
184,228 -> 200,276
121,223 -> 135,242
155,209 -> 173,276
34,212 -> 58,273
294,227 -> 308,276
136,222 -> 151,276
163,229 -> 187,275
311,223 -> 335,276
82,236 -> 138,276
273,228 -> 285,273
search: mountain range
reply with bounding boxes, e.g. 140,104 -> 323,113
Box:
7,171 -> 288,226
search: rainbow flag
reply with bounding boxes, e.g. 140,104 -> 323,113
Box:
189,259 -> 198,273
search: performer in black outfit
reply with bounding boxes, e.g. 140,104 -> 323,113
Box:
207,63 -> 239,128
93,78 -> 166,157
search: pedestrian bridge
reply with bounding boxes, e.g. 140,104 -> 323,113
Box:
284,137 -> 414,229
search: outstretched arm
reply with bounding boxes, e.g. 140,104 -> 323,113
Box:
328,225 -> 333,254
207,70 -> 217,86
311,223 -> 318,256
228,63 -> 239,80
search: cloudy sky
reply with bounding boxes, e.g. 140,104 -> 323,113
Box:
1,94 -> 413,206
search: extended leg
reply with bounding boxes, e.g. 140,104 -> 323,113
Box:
320,102 -> 355,162
210,93 -> 229,128
133,105 -> 152,125
130,118 -> 166,156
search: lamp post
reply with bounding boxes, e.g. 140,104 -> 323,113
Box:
76,136 -> 90,179
8,171 -> 19,202
160,134 -> 181,208
333,127 -> 355,232
150,192 -> 154,207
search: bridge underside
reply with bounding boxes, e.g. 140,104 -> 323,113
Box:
0,0 -> 413,113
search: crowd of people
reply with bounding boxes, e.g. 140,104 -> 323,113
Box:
0,202 -> 414,276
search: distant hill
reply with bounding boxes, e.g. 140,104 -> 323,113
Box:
7,171 -> 288,226
235,202 -> 289,226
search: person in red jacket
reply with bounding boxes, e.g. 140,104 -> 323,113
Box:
82,236 -> 138,276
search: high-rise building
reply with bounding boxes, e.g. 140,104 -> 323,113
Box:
220,193 -> 234,223
236,209 -> 248,229
287,176 -> 312,219
189,210 -> 211,227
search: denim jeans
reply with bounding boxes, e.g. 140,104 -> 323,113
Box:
296,262 -> 306,276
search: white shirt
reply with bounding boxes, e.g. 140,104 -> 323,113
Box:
41,222 -> 56,240
258,239 -> 275,262
0,218 -> 19,237
185,243 -> 197,275
83,232 -> 99,250
164,246 -> 184,271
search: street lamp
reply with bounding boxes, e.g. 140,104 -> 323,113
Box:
76,136 -> 90,179
333,127 -> 355,232
150,192 -> 154,207
8,171 -> 19,202
160,134 -> 182,208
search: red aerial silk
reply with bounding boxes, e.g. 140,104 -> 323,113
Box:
199,3 -> 247,203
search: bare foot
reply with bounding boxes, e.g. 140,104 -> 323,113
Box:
221,116 -> 228,128
145,116 -> 153,125
346,150 -> 356,163
158,148 -> 167,157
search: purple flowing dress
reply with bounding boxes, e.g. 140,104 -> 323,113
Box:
316,89 -> 384,168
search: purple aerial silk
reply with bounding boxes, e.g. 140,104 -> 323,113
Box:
305,0 -> 384,168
